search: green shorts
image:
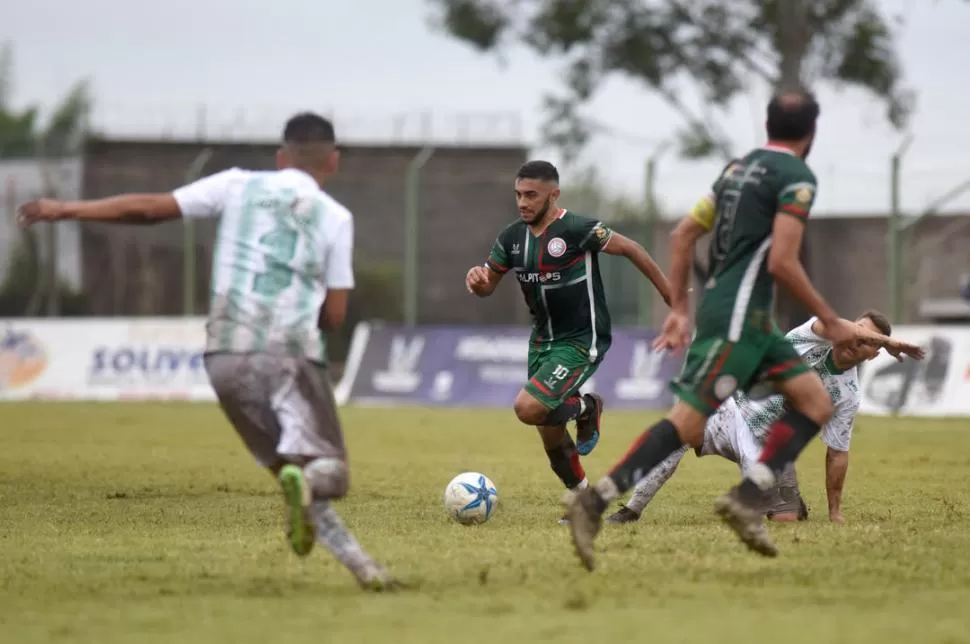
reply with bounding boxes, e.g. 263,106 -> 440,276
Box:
525,342 -> 600,410
671,326 -> 809,416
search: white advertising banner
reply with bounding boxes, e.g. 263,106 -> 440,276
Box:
0,317 -> 216,401
858,325 -> 970,417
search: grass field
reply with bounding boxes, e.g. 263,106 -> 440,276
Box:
2,403 -> 970,644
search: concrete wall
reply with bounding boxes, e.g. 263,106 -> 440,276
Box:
77,137 -> 531,325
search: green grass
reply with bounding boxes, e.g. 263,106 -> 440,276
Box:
1,403 -> 970,644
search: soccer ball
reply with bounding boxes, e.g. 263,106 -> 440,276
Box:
443,472 -> 498,525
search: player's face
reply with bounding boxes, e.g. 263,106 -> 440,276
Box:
514,179 -> 559,224
833,317 -> 882,366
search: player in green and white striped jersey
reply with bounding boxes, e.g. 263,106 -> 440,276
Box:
17,113 -> 398,592
607,310 -> 893,525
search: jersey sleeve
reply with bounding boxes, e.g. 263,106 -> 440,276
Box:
776,169 -> 818,223
688,193 -> 716,232
820,396 -> 858,452
575,217 -> 615,253
485,233 -> 510,274
325,215 -> 355,289
172,168 -> 242,218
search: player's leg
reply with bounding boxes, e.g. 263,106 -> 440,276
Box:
279,358 -> 398,590
611,397 -> 751,523
518,344 -> 600,488
607,445 -> 689,523
716,335 -> 831,555
564,335 -> 744,569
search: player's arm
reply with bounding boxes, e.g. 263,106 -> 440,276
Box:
467,236 -> 508,297
599,232 -> 673,307
667,193 -> 715,313
17,169 -> 237,226
768,181 -> 840,326
821,398 -> 857,523
320,216 -> 354,330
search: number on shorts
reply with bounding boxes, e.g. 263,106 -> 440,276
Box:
253,225 -> 299,297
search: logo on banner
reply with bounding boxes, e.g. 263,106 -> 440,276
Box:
0,327 -> 47,390
864,335 -> 951,414
614,341 -> 666,400
89,345 -> 206,384
372,335 -> 425,393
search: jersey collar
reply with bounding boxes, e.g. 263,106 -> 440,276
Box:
761,144 -> 796,156
824,350 -> 850,375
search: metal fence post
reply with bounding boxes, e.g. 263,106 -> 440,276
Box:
404,146 -> 435,327
182,148 -> 213,316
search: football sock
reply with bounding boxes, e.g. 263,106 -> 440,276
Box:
624,445 -> 689,514
543,395 -> 586,426
309,500 -> 376,579
738,409 -> 821,503
545,433 -> 586,489
587,420 -> 684,514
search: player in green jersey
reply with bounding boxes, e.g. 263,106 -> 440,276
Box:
563,91 -> 926,568
465,160 -> 672,519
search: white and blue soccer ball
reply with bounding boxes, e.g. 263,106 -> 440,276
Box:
443,472 -> 498,525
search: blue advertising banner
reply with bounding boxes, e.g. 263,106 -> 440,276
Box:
342,323 -> 683,409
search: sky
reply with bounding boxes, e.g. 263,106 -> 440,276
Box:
3,0 -> 970,217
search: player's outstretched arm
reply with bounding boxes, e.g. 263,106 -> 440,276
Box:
825,447 -> 849,523
769,215 -> 841,327
600,233 -> 673,306
18,194 -> 183,226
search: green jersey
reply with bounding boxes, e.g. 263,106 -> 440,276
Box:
697,145 -> 818,340
485,209 -> 613,360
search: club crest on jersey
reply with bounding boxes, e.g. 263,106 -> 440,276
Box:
547,237 -> 567,257
795,187 -> 814,204
714,375 -> 738,401
594,225 -> 609,240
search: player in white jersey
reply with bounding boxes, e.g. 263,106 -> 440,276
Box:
606,310 -> 893,525
17,113 -> 397,591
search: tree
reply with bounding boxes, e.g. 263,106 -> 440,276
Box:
428,0 -> 915,161
0,43 -> 92,316
0,43 -> 92,159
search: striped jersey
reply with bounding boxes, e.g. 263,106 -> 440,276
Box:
737,317 -> 862,452
173,167 -> 354,363
486,209 -> 613,360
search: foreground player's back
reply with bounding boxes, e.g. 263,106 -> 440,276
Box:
178,166 -> 352,361
698,146 -> 816,333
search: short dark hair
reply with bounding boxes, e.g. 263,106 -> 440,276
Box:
859,309 -> 892,337
766,91 -> 820,141
515,160 -> 559,183
283,112 -> 336,144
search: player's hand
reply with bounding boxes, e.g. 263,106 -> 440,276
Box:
652,311 -> 691,351
465,265 -> 490,295
17,199 -> 67,226
880,337 -> 926,362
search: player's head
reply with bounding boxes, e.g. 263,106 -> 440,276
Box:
766,90 -> 820,159
277,112 -> 339,184
514,160 -> 560,225
834,309 -> 893,367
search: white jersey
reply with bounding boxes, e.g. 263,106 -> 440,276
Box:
173,167 -> 354,362
736,317 -> 861,452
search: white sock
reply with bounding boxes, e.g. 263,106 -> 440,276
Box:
624,445 -> 689,514
308,500 -> 376,579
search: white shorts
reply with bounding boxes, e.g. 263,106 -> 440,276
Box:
697,398 -> 762,474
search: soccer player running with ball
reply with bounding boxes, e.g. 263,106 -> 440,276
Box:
18,113 -> 397,591
562,91 -> 926,568
607,310 -> 894,525
465,161 -> 672,521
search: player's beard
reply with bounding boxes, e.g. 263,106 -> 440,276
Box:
801,135 -> 815,160
531,197 -> 551,224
